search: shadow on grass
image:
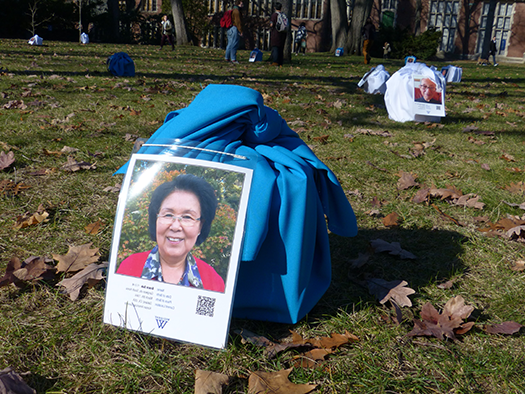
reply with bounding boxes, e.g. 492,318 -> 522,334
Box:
230,227 -> 466,339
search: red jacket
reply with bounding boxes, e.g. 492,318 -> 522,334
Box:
117,251 -> 225,292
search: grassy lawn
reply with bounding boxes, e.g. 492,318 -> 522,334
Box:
0,38 -> 524,393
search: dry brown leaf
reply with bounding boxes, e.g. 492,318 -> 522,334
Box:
370,239 -> 417,259
510,260 -> 525,271
61,156 -> 96,172
0,368 -> 36,394
408,295 -> 474,340
56,262 -> 107,301
248,368 -> 316,394
500,153 -> 516,162
396,171 -> 419,190
61,146 -> 79,153
85,220 -> 103,235
383,212 -> 400,227
14,205 -> 49,230
0,151 -> 15,170
0,179 -> 30,196
0,256 -> 55,288
349,252 -> 371,269
103,184 -> 121,193
505,182 -> 525,194
483,321 -> 523,335
506,225 -> 525,242
195,370 -> 229,394
53,243 -> 100,273
412,187 -> 430,204
367,278 -> 415,307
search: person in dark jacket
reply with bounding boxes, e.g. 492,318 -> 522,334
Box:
489,36 -> 498,66
270,2 -> 287,66
361,18 -> 376,65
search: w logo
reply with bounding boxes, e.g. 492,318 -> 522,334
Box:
155,317 -> 169,329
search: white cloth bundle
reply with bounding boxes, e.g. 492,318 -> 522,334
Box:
357,64 -> 390,95
385,62 -> 445,123
28,35 -> 43,46
441,65 -> 462,83
81,33 -> 89,44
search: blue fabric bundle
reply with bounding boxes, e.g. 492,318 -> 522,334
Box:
107,52 -> 135,77
116,84 -> 357,323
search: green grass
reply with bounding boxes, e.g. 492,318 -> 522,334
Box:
1,39 -> 524,393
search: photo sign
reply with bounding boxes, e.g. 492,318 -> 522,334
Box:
413,75 -> 446,117
104,154 -> 253,349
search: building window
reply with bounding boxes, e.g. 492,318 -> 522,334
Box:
428,0 -> 459,53
476,2 -> 513,55
381,0 -> 397,27
141,0 -> 157,12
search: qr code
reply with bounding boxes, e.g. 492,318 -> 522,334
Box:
196,295 -> 216,317
436,106 -> 441,110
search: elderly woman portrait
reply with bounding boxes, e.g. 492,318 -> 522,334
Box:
117,174 -> 225,292
415,78 -> 442,104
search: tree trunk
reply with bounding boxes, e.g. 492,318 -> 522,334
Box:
461,0 -> 480,57
282,0 -> 292,63
346,0 -> 374,55
171,0 -> 190,45
107,0 -> 120,42
414,0 -> 422,35
480,0 -> 496,59
330,0 -> 349,52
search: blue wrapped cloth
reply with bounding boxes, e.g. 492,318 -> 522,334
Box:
116,84 -> 357,323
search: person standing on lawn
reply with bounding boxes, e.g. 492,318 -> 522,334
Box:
489,36 -> 498,66
361,18 -> 376,65
225,0 -> 244,64
270,2 -> 287,66
160,14 -> 175,51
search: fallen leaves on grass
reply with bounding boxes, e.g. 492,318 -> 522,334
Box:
195,370 -> 229,394
0,179 -> 30,196
382,212 -> 400,227
53,243 -> 100,273
248,368 -> 316,394
413,185 -> 485,209
0,256 -> 55,288
477,216 -> 525,242
61,156 -> 96,172
14,204 -> 49,230
0,151 -> 15,170
396,171 -> 419,190
483,321 -> 523,335
0,367 -> 36,394
504,181 -> 525,195
56,262 -> 108,301
370,239 -> 417,259
408,295 -> 474,341
510,260 -> 525,271
85,220 -> 103,235
367,278 -> 415,307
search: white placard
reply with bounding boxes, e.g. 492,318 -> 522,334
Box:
413,75 -> 445,117
103,154 -> 253,349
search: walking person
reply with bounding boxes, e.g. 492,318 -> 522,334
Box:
294,22 -> 307,55
489,36 -> 498,66
224,0 -> 244,64
361,18 -> 376,65
160,14 -> 175,51
270,2 -> 288,66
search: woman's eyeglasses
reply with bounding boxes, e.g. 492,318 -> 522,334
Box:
157,214 -> 201,227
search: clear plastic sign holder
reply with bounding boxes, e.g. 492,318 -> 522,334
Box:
104,140 -> 254,349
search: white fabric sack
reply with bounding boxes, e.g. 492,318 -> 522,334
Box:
28,35 -> 43,46
358,65 -> 390,95
385,62 -> 445,123
80,33 -> 89,44
441,65 -> 462,83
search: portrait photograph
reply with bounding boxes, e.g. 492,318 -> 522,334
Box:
104,154 -> 253,349
413,75 -> 446,117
